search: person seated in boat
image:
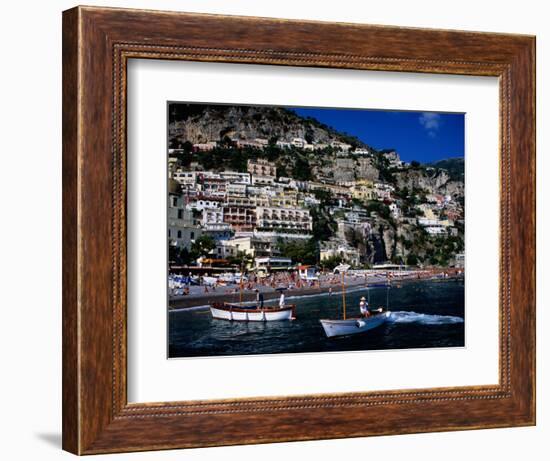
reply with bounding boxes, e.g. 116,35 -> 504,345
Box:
359,296 -> 370,317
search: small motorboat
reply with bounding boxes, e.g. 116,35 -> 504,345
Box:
320,263 -> 390,338
320,311 -> 390,338
210,302 -> 295,322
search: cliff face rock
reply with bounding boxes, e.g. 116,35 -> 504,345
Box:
356,157 -> 379,181
393,168 -> 465,199
359,221 -> 395,264
394,169 -> 450,192
382,227 -> 396,261
333,158 -> 356,182
169,105 -> 365,146
440,180 -> 464,198
365,228 -> 387,264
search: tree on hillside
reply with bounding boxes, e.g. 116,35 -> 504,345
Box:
321,256 -> 343,270
366,201 -> 391,219
191,235 -> 216,259
309,206 -> 336,241
292,156 -> 313,180
277,239 -> 318,265
227,251 -> 253,269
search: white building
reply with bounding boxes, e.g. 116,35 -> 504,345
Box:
277,177 -> 308,191
226,182 -> 247,196
382,150 -> 402,167
320,241 -> 361,267
255,256 -> 292,272
199,176 -> 227,197
168,194 -> 202,250
172,171 -> 197,187
251,174 -> 276,186
186,198 -> 221,211
219,171 -> 251,184
202,207 -> 224,227
256,206 -> 312,231
216,236 -> 272,259
418,217 -> 452,228
225,195 -> 263,208
424,226 -> 447,236
192,141 -> 217,151
276,140 -> 292,149
374,182 -> 395,200
247,158 -> 277,177
389,203 -> 401,218
302,195 -> 321,207
330,141 -> 352,152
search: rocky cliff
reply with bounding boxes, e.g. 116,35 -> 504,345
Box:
169,104 -> 367,147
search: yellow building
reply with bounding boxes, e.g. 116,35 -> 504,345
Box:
351,180 -> 375,202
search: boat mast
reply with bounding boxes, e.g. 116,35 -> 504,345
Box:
366,273 -> 370,303
342,270 -> 346,320
239,261 -> 244,305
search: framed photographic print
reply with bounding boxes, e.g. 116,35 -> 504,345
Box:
62,6 -> 535,455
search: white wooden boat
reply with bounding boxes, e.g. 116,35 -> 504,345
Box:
320,311 -> 390,338
320,263 -> 391,338
210,302 -> 296,322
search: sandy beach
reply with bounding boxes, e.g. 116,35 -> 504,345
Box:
168,270 -> 463,310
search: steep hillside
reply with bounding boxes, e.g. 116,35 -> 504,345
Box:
428,158 -> 465,182
169,104 -> 368,148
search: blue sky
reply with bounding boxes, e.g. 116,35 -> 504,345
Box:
288,107 -> 464,164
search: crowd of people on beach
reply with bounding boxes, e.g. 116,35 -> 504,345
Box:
169,267 -> 464,299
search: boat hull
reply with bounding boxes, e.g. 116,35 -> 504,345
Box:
210,303 -> 295,321
320,311 -> 390,338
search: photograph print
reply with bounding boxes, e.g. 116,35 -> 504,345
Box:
167,103 -> 465,358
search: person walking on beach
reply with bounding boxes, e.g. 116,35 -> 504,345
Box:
279,292 -> 285,309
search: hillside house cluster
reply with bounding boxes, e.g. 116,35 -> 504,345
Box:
168,140 -> 463,268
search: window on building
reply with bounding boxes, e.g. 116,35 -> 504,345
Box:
177,230 -> 182,238
177,209 -> 183,219
190,232 -> 195,239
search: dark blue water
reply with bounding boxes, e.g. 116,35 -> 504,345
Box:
168,279 -> 464,358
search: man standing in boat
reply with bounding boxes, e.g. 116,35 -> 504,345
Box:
256,289 -> 264,309
279,291 -> 285,309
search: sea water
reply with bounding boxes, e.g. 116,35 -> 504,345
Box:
168,279 -> 465,358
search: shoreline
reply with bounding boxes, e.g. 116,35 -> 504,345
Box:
169,273 -> 463,310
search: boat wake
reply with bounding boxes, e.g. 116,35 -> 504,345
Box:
388,311 -> 464,325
